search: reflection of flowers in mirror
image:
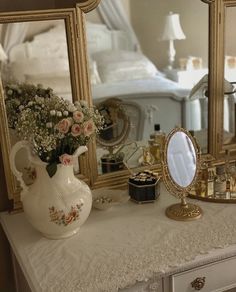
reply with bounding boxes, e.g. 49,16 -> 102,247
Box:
5,83 -> 104,176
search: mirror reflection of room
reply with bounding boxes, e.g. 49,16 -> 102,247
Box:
0,20 -> 72,100
0,19 -> 78,183
224,7 -> 236,144
86,0 -> 209,174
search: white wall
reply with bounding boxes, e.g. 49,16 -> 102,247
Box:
86,0 -> 209,71
130,0 -> 209,70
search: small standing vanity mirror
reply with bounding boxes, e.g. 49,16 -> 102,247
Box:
162,127 -> 202,221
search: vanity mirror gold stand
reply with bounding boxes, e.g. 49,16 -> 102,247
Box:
162,127 -> 202,221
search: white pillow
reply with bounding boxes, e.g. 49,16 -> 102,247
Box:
92,50 -> 160,83
9,58 -> 70,82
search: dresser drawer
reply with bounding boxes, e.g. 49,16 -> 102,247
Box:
171,256 -> 236,292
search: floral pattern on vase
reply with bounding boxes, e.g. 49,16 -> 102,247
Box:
49,203 -> 84,226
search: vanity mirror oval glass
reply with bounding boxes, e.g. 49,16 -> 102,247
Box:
162,127 -> 202,221
0,3 -> 100,210
85,0 -> 213,189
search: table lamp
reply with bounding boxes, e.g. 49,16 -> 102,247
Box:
161,12 -> 186,69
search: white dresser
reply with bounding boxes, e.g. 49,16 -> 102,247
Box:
2,185 -> 236,292
164,68 -> 208,89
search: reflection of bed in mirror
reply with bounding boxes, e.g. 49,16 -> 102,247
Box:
2,20 -> 72,100
4,21 -> 236,151
86,22 -> 236,152
86,22 -> 206,143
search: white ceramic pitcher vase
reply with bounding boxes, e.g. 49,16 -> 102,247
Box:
10,141 -> 92,239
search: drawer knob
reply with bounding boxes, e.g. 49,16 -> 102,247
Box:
191,277 -> 206,290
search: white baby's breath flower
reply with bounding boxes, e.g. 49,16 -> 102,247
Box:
46,122 -> 53,128
80,100 -> 88,107
63,111 -> 69,116
19,105 -> 24,111
57,111 -> 62,117
67,104 -> 76,112
35,96 -> 44,104
50,110 -> 56,116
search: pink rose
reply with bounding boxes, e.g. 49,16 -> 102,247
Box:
71,124 -> 82,137
59,154 -> 73,165
57,118 -> 71,134
84,120 -> 95,137
73,111 -> 84,123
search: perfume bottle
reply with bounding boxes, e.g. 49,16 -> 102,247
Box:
150,124 -> 165,147
206,165 -> 216,197
148,139 -> 161,163
149,124 -> 165,163
214,165 -> 226,196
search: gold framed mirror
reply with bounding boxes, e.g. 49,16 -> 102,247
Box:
0,1 -> 100,210
212,0 -> 236,159
85,0 -> 216,189
162,127 -> 202,221
187,0 -> 236,203
207,0 -> 236,159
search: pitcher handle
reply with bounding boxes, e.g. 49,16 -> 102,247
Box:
73,146 -> 88,158
9,141 -> 33,199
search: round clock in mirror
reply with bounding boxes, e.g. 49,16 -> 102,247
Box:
162,127 -> 202,221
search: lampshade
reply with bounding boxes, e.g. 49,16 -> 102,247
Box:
161,12 -> 186,41
0,44 -> 7,62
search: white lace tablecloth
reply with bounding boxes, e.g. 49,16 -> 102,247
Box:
2,185 -> 236,292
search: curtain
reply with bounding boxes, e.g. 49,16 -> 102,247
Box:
1,22 -> 29,56
97,0 -> 141,51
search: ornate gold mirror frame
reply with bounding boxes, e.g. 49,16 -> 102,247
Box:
211,0 -> 236,159
162,127 -> 202,221
95,98 -> 131,151
0,0 -> 100,210
188,0 -> 236,203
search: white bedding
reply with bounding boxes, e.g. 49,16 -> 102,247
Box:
91,74 -> 190,101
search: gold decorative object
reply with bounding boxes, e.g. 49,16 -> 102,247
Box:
96,98 -> 131,152
162,127 -> 202,221
191,276 -> 206,290
165,198 -> 201,221
189,150 -> 236,203
95,98 -> 131,174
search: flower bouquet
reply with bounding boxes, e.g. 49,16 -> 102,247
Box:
5,83 -> 104,177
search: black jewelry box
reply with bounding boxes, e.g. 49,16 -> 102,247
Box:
128,171 -> 160,203
101,156 -> 124,174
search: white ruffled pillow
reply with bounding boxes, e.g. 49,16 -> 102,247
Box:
93,50 -> 161,83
